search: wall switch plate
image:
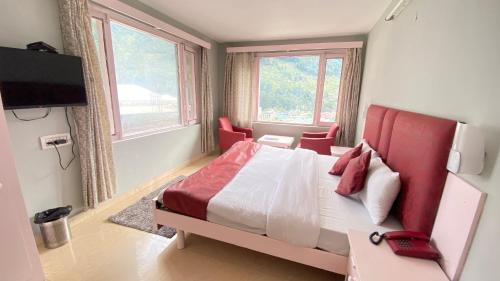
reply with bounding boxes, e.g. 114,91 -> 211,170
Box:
40,133 -> 72,150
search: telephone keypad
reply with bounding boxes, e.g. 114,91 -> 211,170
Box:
398,239 -> 411,248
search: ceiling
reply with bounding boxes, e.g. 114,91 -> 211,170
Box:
138,0 -> 393,43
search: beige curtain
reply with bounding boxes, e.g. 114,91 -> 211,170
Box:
336,48 -> 363,147
222,52 -> 254,128
200,48 -> 215,153
58,0 -> 116,209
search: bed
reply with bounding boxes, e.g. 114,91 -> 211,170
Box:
153,104 -> 457,275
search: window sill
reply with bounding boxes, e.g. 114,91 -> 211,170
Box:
252,121 -> 331,129
112,123 -> 200,144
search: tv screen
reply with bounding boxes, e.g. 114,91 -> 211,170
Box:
0,47 -> 87,109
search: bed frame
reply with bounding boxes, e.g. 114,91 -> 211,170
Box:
152,200 -> 347,274
152,104 -> 457,275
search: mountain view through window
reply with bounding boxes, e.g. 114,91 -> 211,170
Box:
257,55 -> 343,125
111,21 -> 181,135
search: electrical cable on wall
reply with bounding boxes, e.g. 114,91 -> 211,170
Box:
50,141 -> 75,170
48,107 -> 76,170
63,107 -> 77,170
12,108 -> 51,121
13,106 -> 76,170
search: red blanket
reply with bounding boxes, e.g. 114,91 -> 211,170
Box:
163,141 -> 261,220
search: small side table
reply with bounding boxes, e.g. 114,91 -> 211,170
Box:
331,146 -> 352,157
346,230 -> 448,281
257,135 -> 294,149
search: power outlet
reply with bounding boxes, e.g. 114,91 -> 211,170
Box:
40,133 -> 72,150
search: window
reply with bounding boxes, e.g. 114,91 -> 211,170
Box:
91,18 -> 116,135
320,57 -> 343,123
90,9 -> 200,139
110,21 -> 181,135
183,48 -> 197,124
256,53 -> 344,126
259,56 -> 319,124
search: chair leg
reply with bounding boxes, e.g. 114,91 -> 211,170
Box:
176,229 -> 185,249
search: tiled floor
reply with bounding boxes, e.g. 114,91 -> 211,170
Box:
38,156 -> 344,281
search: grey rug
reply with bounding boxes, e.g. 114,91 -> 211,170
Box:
108,176 -> 185,238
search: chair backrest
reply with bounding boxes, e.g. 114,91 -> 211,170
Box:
218,117 -> 234,132
326,123 -> 340,139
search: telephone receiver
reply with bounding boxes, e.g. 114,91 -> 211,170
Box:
369,231 -> 441,260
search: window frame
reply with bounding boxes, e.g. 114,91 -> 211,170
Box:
90,6 -> 200,141
183,46 -> 199,124
90,15 -> 117,136
252,50 -> 347,127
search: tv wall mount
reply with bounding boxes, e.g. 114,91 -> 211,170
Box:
26,41 -> 58,54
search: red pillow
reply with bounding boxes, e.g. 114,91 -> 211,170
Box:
329,143 -> 363,175
335,151 -> 372,196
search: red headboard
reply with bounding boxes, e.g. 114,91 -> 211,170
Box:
377,108 -> 399,161
363,105 -> 456,235
362,105 -> 387,150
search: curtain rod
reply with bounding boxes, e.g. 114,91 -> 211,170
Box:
226,41 -> 363,53
91,0 -> 211,49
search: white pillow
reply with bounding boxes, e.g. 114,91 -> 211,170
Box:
349,157 -> 384,201
360,139 -> 380,158
359,157 -> 401,225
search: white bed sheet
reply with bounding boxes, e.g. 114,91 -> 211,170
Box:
316,155 -> 402,256
266,148 -> 320,248
207,145 -> 293,234
159,148 -> 402,256
206,153 -> 402,256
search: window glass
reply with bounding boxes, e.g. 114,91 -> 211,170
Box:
110,21 -> 180,135
258,56 -> 320,124
320,58 -> 343,123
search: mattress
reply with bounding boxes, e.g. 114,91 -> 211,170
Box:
205,154 -> 402,256
159,151 -> 402,256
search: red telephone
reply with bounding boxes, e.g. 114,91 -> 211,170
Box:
369,231 -> 441,260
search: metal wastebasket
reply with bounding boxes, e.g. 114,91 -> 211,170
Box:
34,205 -> 72,249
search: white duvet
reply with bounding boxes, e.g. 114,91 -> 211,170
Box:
207,145 -> 320,248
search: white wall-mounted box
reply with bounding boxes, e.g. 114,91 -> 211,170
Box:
40,133 -> 72,150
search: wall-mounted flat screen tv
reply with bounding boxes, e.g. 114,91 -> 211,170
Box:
0,46 -> 87,110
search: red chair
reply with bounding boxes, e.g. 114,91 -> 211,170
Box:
218,117 -> 254,153
297,123 -> 340,155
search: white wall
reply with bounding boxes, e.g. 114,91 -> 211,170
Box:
0,0 -> 85,226
0,0 -> 219,232
359,0 -> 500,280
0,100 -> 45,281
113,125 -> 202,194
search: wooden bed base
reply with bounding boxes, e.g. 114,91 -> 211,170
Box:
153,199 -> 347,275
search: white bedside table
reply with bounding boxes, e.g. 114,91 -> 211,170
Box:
257,135 -> 294,149
346,230 -> 448,281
